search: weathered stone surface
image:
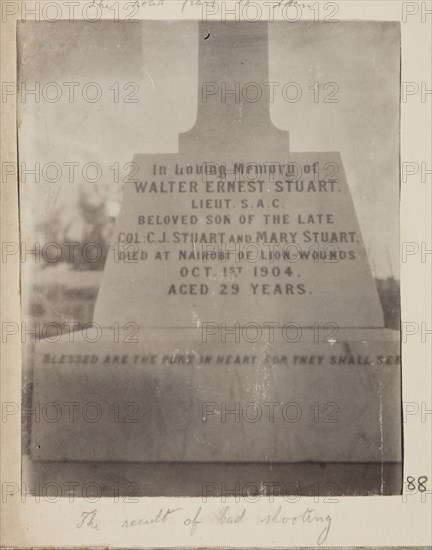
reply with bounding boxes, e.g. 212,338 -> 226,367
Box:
30,329 -> 400,463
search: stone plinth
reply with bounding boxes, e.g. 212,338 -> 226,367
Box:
30,329 -> 400,464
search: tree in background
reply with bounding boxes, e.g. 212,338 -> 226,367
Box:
36,183 -> 120,271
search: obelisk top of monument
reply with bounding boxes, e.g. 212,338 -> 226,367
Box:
180,22 -> 290,156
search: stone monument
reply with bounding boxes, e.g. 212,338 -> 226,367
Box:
29,22 -> 401,495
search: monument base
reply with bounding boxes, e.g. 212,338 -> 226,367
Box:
27,328 -> 401,472
23,458 -> 402,497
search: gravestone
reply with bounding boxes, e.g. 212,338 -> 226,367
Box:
29,22 -> 401,494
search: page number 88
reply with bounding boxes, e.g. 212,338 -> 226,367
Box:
406,476 -> 428,492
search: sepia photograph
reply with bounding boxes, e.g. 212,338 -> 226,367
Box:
15,18 -> 403,500
2,2 -> 431,547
